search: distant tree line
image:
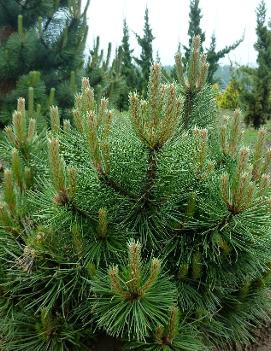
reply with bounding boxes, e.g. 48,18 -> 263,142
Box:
0,0 -> 246,127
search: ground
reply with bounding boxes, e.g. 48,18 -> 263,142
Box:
246,323 -> 271,351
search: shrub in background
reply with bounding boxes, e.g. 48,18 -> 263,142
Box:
216,79 -> 241,110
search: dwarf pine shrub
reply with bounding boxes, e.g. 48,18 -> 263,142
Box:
0,36 -> 271,351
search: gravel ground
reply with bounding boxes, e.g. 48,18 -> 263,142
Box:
91,332 -> 271,351
215,322 -> 271,351
244,323 -> 271,351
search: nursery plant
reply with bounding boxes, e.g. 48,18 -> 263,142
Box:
0,0 -> 89,126
0,36 -> 271,351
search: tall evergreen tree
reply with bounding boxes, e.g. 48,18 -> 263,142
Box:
87,21 -> 138,111
183,0 -> 205,64
86,38 -> 129,110
135,8 -> 155,94
118,19 -> 138,109
0,0 -> 89,126
182,0 -> 242,82
121,20 -> 136,85
243,0 -> 271,128
106,46 -> 128,109
206,34 -> 243,83
86,36 -> 112,101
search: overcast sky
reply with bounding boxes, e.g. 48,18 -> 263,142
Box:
84,0 -> 271,66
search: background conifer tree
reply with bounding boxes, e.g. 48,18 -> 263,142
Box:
135,8 -> 155,95
0,0 -> 89,126
243,0 -> 271,128
86,38 -> 129,110
206,34 -> 243,83
117,20 -> 138,110
106,46 -> 128,109
86,36 -> 112,101
182,0 -> 242,83
183,0 -> 205,64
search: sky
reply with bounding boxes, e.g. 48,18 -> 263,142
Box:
83,0 -> 271,67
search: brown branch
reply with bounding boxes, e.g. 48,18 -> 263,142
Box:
183,90 -> 195,129
98,169 -> 136,199
141,147 -> 160,208
53,189 -> 94,220
69,202 -> 93,219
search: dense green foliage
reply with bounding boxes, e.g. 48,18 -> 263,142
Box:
216,79 -> 241,110
86,20 -> 139,112
0,0 -> 89,126
0,37 -> 271,351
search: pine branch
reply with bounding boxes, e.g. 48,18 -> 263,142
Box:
141,147 -> 159,208
97,167 -> 136,199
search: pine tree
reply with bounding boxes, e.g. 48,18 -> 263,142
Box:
86,36 -> 112,101
1,37 -> 271,351
0,0 -> 89,127
183,0 -> 205,64
118,20 -> 138,110
182,0 -> 242,83
106,46 -> 128,109
135,8 -> 155,95
206,34 -> 243,83
243,0 -> 271,128
86,38 -> 128,110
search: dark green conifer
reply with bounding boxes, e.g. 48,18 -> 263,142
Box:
182,0 -> 242,83
135,8 -> 155,95
183,0 -> 205,64
86,40 -> 128,110
106,46 -> 128,109
118,20 -> 138,110
206,34 -> 243,83
0,0 -> 89,126
243,0 -> 271,128
86,36 -> 111,101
